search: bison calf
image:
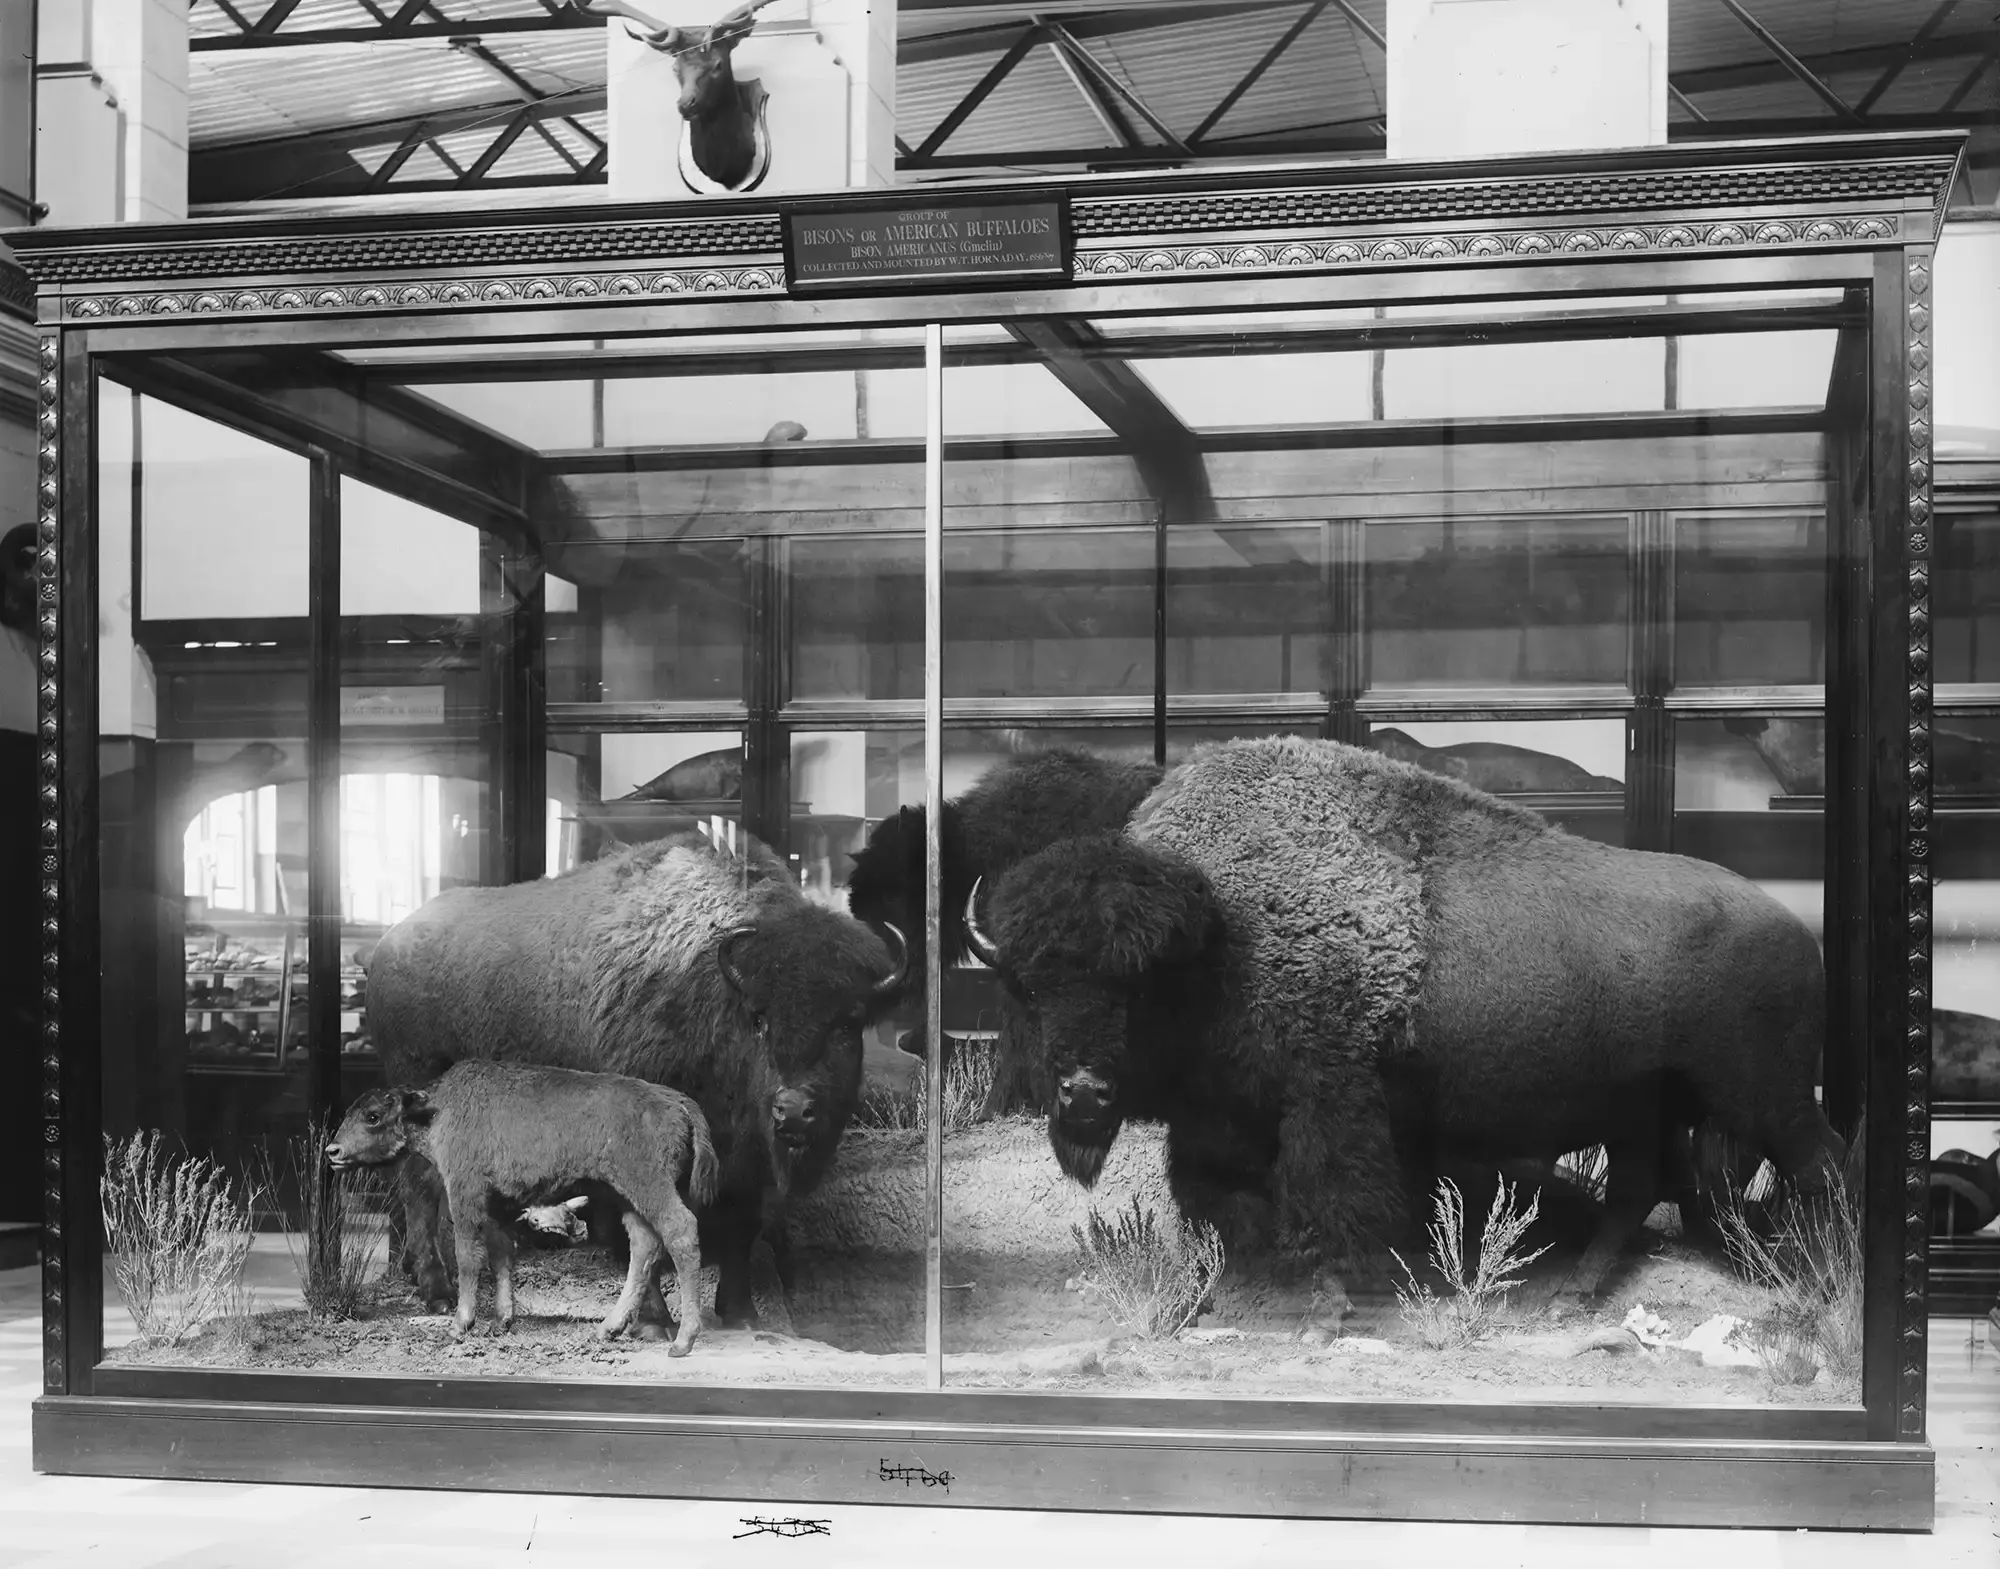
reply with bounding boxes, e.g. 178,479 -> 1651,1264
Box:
328,1062 -> 718,1355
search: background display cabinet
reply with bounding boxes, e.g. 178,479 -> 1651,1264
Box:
13,131 -> 1972,1530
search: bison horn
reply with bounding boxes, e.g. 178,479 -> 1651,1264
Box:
871,922 -> 910,997
962,877 -> 1003,970
717,924 -> 758,999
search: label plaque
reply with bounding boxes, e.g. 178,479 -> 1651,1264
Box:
786,198 -> 1068,291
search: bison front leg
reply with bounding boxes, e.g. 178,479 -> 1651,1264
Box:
450,1200 -> 487,1338
1561,1142 -> 1660,1301
397,1153 -> 455,1313
485,1215 -> 516,1332
1272,1062 -> 1409,1296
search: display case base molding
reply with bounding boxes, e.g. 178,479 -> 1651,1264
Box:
32,1396 -> 1934,1530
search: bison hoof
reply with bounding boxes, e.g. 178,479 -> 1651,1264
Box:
668,1338 -> 695,1359
598,1317 -> 631,1341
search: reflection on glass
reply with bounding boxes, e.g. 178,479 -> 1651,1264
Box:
791,729 -> 916,904
1167,526 -> 1327,696
1132,353 -> 1372,430
1368,718 -> 1626,845
549,541 -> 749,706
1675,514 -> 1825,688
1937,511 -> 2000,685
1672,716 -> 1824,889
1367,516 -> 1628,689
1933,717 -> 2000,1132
948,530 -> 1154,700
791,536 -> 920,701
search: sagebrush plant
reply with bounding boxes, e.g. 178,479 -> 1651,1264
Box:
100,1129 -> 262,1345
1716,1173 -> 1863,1388
256,1117 -> 391,1320
851,1037 -> 996,1137
1070,1196 -> 1225,1341
1391,1177 -> 1551,1350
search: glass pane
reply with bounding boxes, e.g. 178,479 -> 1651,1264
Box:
549,540 -> 749,706
1367,516 -> 1629,690
1936,510 -> 2000,685
948,529 -> 1154,700
1368,718 -> 1627,846
791,536 -> 919,702
1166,525 -> 1326,697
97,378 -> 314,1359
934,303 -> 1858,1408
1674,514 -> 1826,688
1934,717 -> 2000,1165
1672,715 -> 1823,896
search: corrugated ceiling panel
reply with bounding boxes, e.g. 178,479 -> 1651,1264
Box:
1201,9 -> 1384,145
192,40 -> 529,144
944,44 -> 1142,155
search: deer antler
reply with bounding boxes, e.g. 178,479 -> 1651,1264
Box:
563,0 -> 683,49
565,0 -> 780,54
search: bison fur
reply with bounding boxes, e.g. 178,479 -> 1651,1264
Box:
845,746 -> 1164,1117
983,735 -> 1846,1297
367,830 -> 900,1327
329,1062 -> 718,1353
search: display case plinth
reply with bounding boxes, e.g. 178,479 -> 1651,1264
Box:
32,1396 -> 1935,1530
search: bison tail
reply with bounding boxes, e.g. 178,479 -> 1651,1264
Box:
684,1115 -> 720,1211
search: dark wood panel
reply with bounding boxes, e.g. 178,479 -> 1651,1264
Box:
30,1398 -> 1934,1529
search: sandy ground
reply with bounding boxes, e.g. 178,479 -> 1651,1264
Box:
99,1111 -> 1862,1405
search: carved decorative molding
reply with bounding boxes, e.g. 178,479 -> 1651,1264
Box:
18,216 -> 784,287
0,255 -> 32,324
1069,157 -> 1954,240
1900,245 -> 1934,1445
36,333 -> 62,1397
1074,215 -> 1899,281
61,265 -> 786,322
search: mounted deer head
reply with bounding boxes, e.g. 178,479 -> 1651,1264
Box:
568,0 -> 780,192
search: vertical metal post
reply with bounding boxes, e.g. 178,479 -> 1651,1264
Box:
923,322 -> 945,1391
306,455 -> 343,1134
1153,505 -> 1167,767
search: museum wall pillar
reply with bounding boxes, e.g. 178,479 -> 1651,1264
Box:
32,0 -> 188,228
1385,0 -> 1668,160
1936,222 -> 2000,452
607,0 -> 896,199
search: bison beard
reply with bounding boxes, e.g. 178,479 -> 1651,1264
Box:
845,746 -> 1164,1119
982,736 -> 1847,1296
367,830 -> 896,1328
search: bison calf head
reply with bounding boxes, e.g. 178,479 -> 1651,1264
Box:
971,834 -> 1224,1187
715,903 -> 907,1078
327,1086 -> 435,1169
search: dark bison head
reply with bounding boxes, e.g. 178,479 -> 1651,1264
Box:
327,1086 -> 433,1170
760,1023 -> 865,1196
845,802 -> 972,1003
974,834 -> 1223,1187
715,902 -> 907,1079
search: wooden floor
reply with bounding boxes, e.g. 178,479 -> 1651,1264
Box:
1,1265 -> 1994,1568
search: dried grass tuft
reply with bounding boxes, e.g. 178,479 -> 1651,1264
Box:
100,1130 -> 262,1346
1392,1177 -> 1551,1350
1071,1197 -> 1225,1341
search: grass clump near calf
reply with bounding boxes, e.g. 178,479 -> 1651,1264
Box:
329,1061 -> 718,1355
1070,1197 -> 1225,1341
100,1129 -> 261,1347
1716,1175 -> 1864,1387
255,1116 -> 393,1321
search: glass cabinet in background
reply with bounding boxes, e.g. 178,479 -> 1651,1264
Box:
12,131 -> 1969,1529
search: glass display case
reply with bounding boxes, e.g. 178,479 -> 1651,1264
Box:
13,131 -> 1966,1528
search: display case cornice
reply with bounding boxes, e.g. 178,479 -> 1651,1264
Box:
3,132 -> 1965,326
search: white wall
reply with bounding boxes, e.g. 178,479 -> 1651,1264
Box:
1937,222 -> 2000,453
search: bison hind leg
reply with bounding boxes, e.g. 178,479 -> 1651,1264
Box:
1559,1142 -> 1661,1301
601,1207 -> 663,1341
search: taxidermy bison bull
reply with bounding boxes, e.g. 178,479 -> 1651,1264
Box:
969,735 -> 1846,1298
845,746 -> 1163,1115
329,1062 -> 718,1353
367,830 -> 906,1327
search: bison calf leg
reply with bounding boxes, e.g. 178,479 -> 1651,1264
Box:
485,1215 -> 516,1332
602,1209 -> 667,1345
450,1198 -> 488,1338
397,1155 -> 455,1313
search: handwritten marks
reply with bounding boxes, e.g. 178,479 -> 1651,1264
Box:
735,1517 -> 832,1539
879,1458 -> 954,1493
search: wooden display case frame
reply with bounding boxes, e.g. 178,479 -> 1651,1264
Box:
10,129 -> 1966,1530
